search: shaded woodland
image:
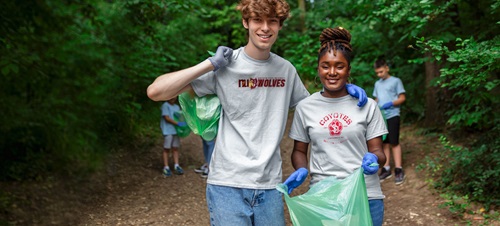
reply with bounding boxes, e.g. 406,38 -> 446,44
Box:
1,0 -> 499,224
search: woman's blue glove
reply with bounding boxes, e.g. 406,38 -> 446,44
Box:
208,46 -> 233,71
346,84 -> 368,107
362,153 -> 379,175
177,122 -> 187,127
381,101 -> 393,110
283,168 -> 308,194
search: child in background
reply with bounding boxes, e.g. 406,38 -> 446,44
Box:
160,96 -> 187,177
373,58 -> 406,185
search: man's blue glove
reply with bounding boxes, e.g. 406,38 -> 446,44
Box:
208,46 -> 233,71
283,168 -> 308,194
362,153 -> 379,175
177,122 -> 187,127
381,102 -> 393,110
346,84 -> 367,107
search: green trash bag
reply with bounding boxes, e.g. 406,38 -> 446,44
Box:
380,109 -> 388,141
178,92 -> 221,141
173,111 -> 191,138
276,168 -> 373,226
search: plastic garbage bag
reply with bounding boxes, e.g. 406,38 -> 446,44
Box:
276,168 -> 373,226
380,109 -> 388,141
173,111 -> 191,138
178,92 -> 221,140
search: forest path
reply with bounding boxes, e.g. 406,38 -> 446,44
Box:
4,115 -> 483,225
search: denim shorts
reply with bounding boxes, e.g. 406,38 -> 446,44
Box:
206,184 -> 285,226
369,199 -> 384,226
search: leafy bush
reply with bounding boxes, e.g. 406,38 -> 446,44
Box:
415,36 -> 500,130
421,134 -> 500,207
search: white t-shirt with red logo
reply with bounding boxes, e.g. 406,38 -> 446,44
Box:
191,47 -> 310,189
289,92 -> 387,199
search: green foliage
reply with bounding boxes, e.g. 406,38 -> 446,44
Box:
421,135 -> 500,207
439,193 -> 472,219
415,36 -> 500,129
1,2 -> 499,219
0,0 -> 247,181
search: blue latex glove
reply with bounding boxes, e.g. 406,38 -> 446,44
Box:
177,121 -> 187,127
208,46 -> 233,71
346,84 -> 367,107
283,168 -> 308,194
381,101 -> 393,110
362,153 -> 379,175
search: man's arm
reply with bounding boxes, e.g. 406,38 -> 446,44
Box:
147,60 -> 213,101
147,46 -> 233,101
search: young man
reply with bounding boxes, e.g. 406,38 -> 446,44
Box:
373,59 -> 406,185
147,0 -> 367,224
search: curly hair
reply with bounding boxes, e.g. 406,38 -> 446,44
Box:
318,27 -> 353,65
236,0 -> 290,26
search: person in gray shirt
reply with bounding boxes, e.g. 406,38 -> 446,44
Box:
146,1 -> 367,225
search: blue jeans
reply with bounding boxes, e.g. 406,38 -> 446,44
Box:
369,199 -> 384,226
206,184 -> 285,226
202,138 -> 215,165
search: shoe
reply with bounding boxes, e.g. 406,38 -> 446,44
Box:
395,168 -> 406,185
163,168 -> 172,177
379,167 -> 392,182
175,166 -> 184,175
194,164 -> 207,174
200,168 -> 209,178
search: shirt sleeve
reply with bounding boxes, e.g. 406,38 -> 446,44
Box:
161,103 -> 169,116
396,78 -> 406,95
192,71 -> 216,97
289,72 -> 310,108
289,106 -> 311,143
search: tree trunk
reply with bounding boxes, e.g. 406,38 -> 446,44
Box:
423,52 -> 447,128
298,0 -> 306,33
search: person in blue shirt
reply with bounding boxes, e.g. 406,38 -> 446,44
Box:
160,96 -> 187,177
373,59 -> 406,185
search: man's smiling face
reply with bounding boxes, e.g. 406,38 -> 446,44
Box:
243,16 -> 282,54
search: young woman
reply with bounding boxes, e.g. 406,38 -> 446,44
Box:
284,27 -> 388,226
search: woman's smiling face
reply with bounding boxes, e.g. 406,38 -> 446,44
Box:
318,51 -> 350,98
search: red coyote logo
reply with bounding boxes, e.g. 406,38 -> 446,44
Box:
328,119 -> 343,136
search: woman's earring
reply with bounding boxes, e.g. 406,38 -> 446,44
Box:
314,76 -> 321,87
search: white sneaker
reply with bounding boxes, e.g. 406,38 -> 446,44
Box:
200,168 -> 209,178
194,163 -> 207,174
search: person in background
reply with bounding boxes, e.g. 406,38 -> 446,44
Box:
373,58 -> 406,185
147,0 -> 367,224
160,96 -> 186,177
194,137 -> 215,178
284,27 -> 387,226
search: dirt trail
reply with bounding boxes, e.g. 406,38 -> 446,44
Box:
75,119 -> 466,226
3,116 -> 481,225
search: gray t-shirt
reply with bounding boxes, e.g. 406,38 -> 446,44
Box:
289,92 -> 387,199
191,47 -> 310,189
